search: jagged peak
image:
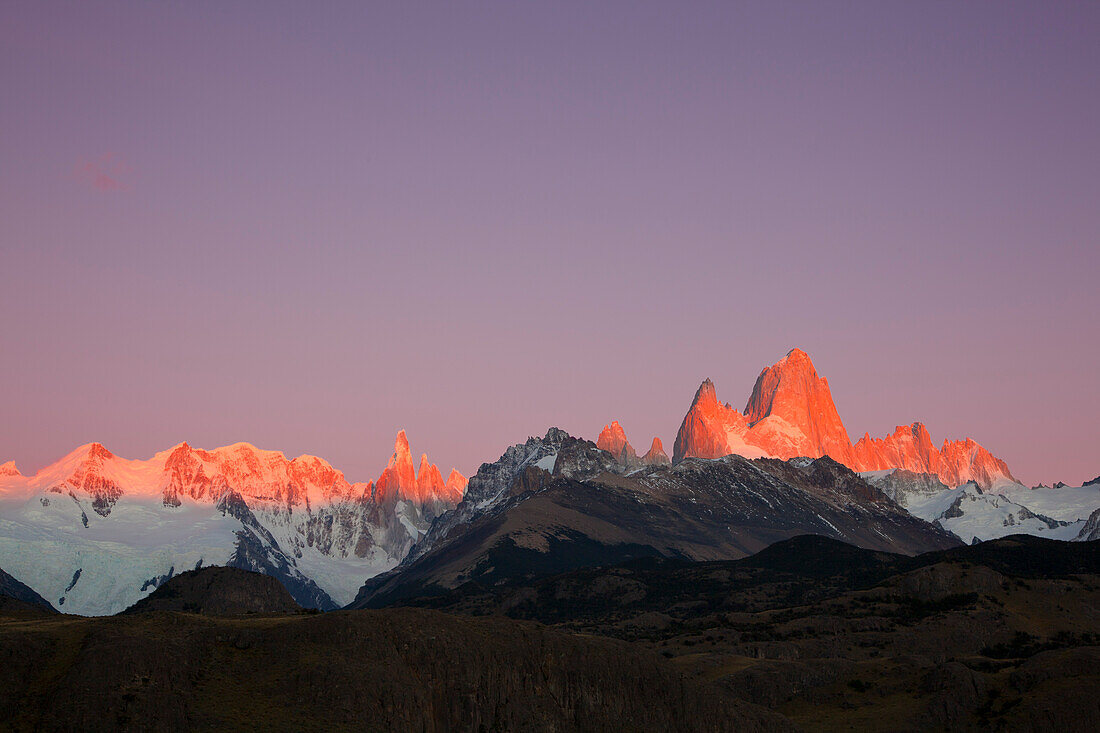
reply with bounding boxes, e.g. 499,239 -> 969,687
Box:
385,430 -> 414,471
444,468 -> 468,500
0,460 -> 20,477
691,378 -> 718,407
744,348 -> 827,419
601,419 -> 626,434
597,420 -> 628,443
85,442 -> 114,460
597,420 -> 638,465
641,437 -> 670,465
44,441 -> 116,472
544,426 -> 572,441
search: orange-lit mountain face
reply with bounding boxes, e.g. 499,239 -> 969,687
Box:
852,425 -> 1017,489
670,349 -> 1017,490
0,432 -> 466,515
641,437 -> 670,466
596,421 -> 638,467
0,431 -> 467,614
598,421 -> 669,469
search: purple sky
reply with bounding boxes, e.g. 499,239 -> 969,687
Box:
2,1 -> 1098,487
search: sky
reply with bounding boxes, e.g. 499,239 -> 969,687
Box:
1,1 -> 1098,487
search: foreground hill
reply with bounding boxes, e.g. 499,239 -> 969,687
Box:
350,429 -> 958,608
0,566 -> 56,615
399,534 -> 1100,621
0,607 -> 789,732
122,566 -> 302,615
388,534 -> 1100,732
4,535 -> 1095,731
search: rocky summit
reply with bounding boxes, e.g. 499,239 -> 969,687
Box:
670,348 -> 1017,491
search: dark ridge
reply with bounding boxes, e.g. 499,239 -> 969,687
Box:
917,533 -> 1100,577
738,534 -> 903,576
122,566 -> 302,616
376,533 -> 1100,628
0,566 -> 57,615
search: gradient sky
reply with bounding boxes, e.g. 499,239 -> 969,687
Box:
2,1 -> 1098,487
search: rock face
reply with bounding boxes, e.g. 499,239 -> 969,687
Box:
1075,508 -> 1100,541
642,437 -> 671,466
742,348 -> 855,465
673,379 -> 757,462
122,566 -> 301,615
673,348 -> 1016,491
372,431 -> 418,506
597,421 -> 640,468
852,424 -> 1018,490
445,469 -> 468,502
863,469 -> 951,508
0,433 -> 467,615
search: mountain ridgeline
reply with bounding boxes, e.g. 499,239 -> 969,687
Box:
0,432 -> 467,614
1,347 -> 1095,620
670,348 -> 1018,490
350,428 -> 960,609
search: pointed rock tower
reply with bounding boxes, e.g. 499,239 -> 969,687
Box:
374,431 -> 417,505
597,421 -> 639,467
742,348 -> 855,464
641,437 -> 670,466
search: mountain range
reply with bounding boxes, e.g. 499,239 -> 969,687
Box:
0,431 -> 465,614
1,347 -> 1096,615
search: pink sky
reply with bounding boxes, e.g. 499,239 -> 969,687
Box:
1,2 -> 1098,486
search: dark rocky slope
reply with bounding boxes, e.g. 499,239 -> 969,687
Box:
351,431 -> 959,608
385,535 -> 1100,732
122,566 -> 302,615
0,566 -> 56,615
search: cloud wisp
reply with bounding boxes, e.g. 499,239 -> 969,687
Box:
74,152 -> 132,191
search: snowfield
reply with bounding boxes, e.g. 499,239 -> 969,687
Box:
863,470 -> 1099,545
0,492 -> 239,615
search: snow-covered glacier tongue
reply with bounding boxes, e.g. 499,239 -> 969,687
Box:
0,435 -> 467,615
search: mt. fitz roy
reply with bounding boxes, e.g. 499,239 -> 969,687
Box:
671,349 -> 1018,490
